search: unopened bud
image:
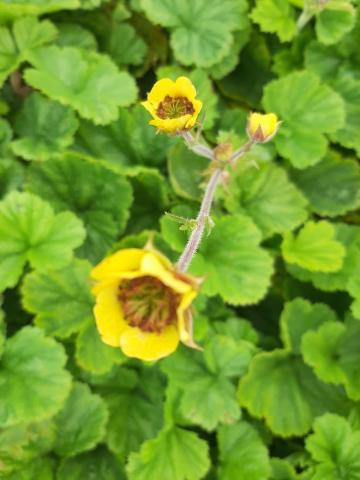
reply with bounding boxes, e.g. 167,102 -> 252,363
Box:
247,112 -> 279,143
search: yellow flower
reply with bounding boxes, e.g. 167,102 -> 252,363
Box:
91,247 -> 199,361
141,76 -> 202,134
247,112 -> 279,143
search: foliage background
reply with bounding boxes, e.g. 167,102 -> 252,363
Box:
0,0 -> 360,478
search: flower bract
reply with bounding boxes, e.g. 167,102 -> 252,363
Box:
141,76 -> 202,134
91,247 -> 199,361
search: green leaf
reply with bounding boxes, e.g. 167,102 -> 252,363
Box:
0,326 -> 71,427
26,155 -> 132,262
107,23 -> 147,67
302,319 -> 360,401
224,162 -> 308,237
0,191 -> 85,292
21,259 -> 93,339
57,447 -> 126,480
105,369 -> 164,461
11,93 -> 78,162
270,458 -> 297,479
141,0 -> 248,68
251,0 -> 297,42
56,22 -> 98,50
282,221 -> 345,273
0,309 -> 5,358
306,413 -> 360,480
54,382 -> 108,458
263,71 -> 345,168
0,1 -> 79,20
348,273 -> 360,320
287,223 -> 360,292
291,151 -> 360,217
126,426 -> 210,480
0,159 -> 24,199
24,46 -> 137,125
189,215 -> 273,305
280,298 -> 337,354
316,2 -> 356,45
238,350 -> 350,436
167,141 -> 208,201
217,421 -> 270,480
0,16 -> 57,86
3,457 -> 54,480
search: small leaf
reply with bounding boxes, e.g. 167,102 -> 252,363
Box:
282,220 -> 345,272
316,2 -> 356,45
54,382 -> 108,458
0,327 -> 71,427
263,71 -> 345,168
126,426 -> 210,480
24,46 -> 137,125
0,191 -> 85,292
217,421 -> 270,480
107,23 -> 147,67
11,92 -> 78,162
190,215 -> 274,305
251,0 -> 297,42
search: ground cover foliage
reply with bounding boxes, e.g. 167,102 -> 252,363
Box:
0,0 -> 360,479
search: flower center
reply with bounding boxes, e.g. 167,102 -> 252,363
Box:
156,95 -> 195,119
118,276 -> 181,333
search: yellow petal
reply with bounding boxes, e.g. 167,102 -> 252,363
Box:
93,282 -> 127,347
149,115 -> 191,133
173,76 -> 197,101
140,252 -> 191,294
91,248 -> 145,282
120,325 -> 179,361
185,99 -> 202,128
177,289 -> 197,342
147,78 -> 176,106
141,100 -> 156,118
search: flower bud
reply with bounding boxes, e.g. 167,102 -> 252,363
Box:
247,112 -> 279,143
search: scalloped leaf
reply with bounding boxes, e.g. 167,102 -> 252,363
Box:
26,155 -> 132,262
217,421 -> 270,480
282,221 -> 345,273
291,151 -> 360,217
302,319 -> 360,401
0,1 -> 79,20
306,413 -> 360,480
316,2 -> 356,45
126,426 -> 210,480
107,23 -> 147,67
0,191 -> 85,292
251,0 -> 297,42
24,46 -> 137,125
54,382 -> 108,458
224,162 -> 308,237
11,92 -> 78,162
238,350 -> 350,437
0,327 -> 71,427
263,71 -> 345,168
141,0 -> 248,68
187,215 -> 273,305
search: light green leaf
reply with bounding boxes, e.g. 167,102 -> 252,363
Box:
224,162 -> 308,237
263,71 -> 345,168
280,298 -> 337,354
26,155 -> 132,262
126,426 -> 210,480
189,215 -> 273,305
107,23 -> 147,67
56,22 -> 98,50
24,46 -> 137,125
3,457 -> 54,480
217,421 -> 270,480
238,350 -> 350,436
282,220 -> 345,273
287,223 -> 360,291
11,93 -> 78,162
0,310 -> 5,358
316,2 -> 356,45
57,447 -> 126,480
0,16 -> 57,86
348,274 -> 360,320
306,413 -> 360,480
302,319 -> 360,401
0,159 -> 24,199
270,458 -> 297,479
251,0 -> 297,42
0,327 -> 71,427
0,191 -> 85,292
54,382 -> 108,458
141,0 -> 248,68
21,259 -> 93,339
304,40 -> 342,82
0,1 -> 79,20
291,151 -> 360,217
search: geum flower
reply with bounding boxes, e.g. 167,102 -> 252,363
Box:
91,247 -> 200,361
142,76 -> 202,134
247,112 -> 279,143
